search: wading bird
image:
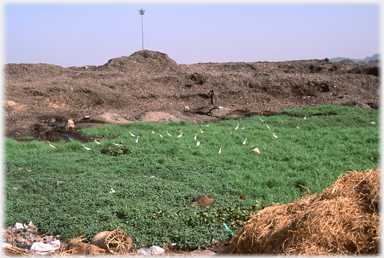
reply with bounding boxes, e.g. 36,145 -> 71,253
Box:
94,140 -> 101,144
129,131 -> 135,137
200,129 -> 204,133
152,131 -> 154,134
47,141 -> 55,148
135,136 -> 139,144
259,117 -> 264,122
196,141 -> 200,146
167,131 -> 172,137
251,147 -> 261,154
159,133 -> 163,138
113,143 -> 122,146
194,133 -> 198,140
178,132 -> 183,138
304,116 -> 307,120
218,146 -> 222,154
240,126 -> 244,131
235,124 -> 239,130
82,144 -> 91,151
109,188 -> 115,194
243,138 -> 247,145
273,133 -> 278,139
266,124 -> 270,129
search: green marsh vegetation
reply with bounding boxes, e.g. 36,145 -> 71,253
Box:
4,105 -> 379,250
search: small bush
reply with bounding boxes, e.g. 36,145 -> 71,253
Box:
100,143 -> 133,156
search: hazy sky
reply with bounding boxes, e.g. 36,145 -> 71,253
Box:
4,2 -> 380,67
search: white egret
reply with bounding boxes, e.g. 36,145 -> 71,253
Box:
47,141 -> 56,148
159,133 -> 163,138
194,133 -> 198,140
200,128 -> 204,133
152,131 -> 155,134
259,117 -> 264,122
235,124 -> 239,130
135,136 -> 139,144
82,144 -> 91,151
251,147 -> 261,154
178,132 -> 183,138
304,116 -> 307,120
109,188 -> 115,194
167,131 -> 172,137
240,126 -> 245,130
243,138 -> 247,145
129,131 -> 135,137
218,147 -> 222,154
94,140 -> 101,144
113,143 -> 122,146
273,133 -> 278,139
196,141 -> 200,146
266,124 -> 270,129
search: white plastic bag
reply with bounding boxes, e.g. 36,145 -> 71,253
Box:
30,240 -> 60,255
14,222 -> 24,229
149,245 -> 165,255
137,247 -> 152,255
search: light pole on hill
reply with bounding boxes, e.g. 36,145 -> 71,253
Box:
139,9 -> 145,50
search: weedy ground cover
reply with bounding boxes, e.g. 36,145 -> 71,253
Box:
4,105 -> 379,250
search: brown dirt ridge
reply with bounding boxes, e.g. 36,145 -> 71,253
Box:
4,50 -> 379,142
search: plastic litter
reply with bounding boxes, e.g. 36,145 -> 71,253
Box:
30,240 -> 60,255
14,222 -> 24,229
149,245 -> 165,255
223,223 -> 234,236
137,247 -> 152,255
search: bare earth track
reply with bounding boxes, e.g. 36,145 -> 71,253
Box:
4,50 -> 379,142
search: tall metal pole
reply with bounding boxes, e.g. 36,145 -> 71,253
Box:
139,9 -> 145,50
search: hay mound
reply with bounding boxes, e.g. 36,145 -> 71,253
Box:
219,169 -> 380,255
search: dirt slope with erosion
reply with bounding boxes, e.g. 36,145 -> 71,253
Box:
4,50 -> 380,142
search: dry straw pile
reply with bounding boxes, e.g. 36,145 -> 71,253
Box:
220,168 -> 380,255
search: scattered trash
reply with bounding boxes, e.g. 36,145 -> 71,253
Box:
184,106 -> 190,112
149,245 -> 165,255
14,222 -> 24,229
223,223 -> 234,237
218,106 -> 223,110
30,240 -> 60,255
137,247 -> 152,255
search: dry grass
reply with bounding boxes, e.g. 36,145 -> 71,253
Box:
219,168 -> 380,255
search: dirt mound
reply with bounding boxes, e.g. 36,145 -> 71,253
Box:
98,50 -> 178,74
219,168 -> 380,255
190,195 -> 214,208
4,50 -> 380,142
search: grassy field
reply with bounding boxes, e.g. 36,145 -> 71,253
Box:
4,105 -> 379,250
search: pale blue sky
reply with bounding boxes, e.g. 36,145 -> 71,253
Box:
4,3 -> 380,67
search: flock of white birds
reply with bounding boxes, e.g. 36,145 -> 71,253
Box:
46,115 -> 293,154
